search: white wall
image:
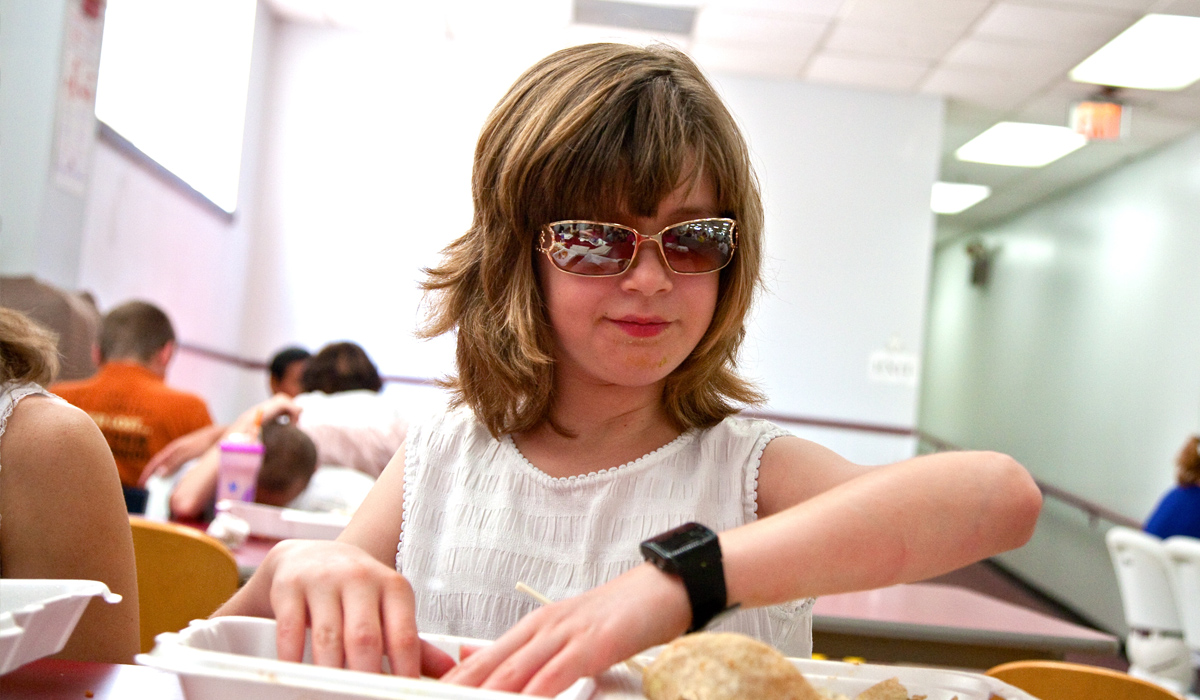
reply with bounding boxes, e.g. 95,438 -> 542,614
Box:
718,76 -> 941,464
920,130 -> 1200,632
0,0 -> 89,286
72,1 -> 277,422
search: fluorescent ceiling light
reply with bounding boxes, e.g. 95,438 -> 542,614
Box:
931,182 -> 991,214
1070,14 -> 1200,91
955,122 -> 1087,167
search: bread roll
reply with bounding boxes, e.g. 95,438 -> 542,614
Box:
642,632 -> 823,700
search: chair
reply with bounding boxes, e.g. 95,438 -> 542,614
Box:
1165,537 -> 1200,670
129,516 -> 240,653
1107,526 -> 1195,694
986,660 -> 1184,700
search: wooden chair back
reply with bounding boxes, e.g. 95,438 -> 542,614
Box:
129,516 -> 239,653
986,660 -> 1185,700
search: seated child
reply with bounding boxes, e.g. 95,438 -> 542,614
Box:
255,419 -> 374,515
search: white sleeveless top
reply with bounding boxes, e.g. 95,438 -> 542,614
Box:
0,381 -> 58,575
398,406 -> 814,657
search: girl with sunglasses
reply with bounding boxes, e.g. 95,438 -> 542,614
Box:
217,42 -> 1042,695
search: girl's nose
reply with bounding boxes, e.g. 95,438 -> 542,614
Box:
621,240 -> 673,295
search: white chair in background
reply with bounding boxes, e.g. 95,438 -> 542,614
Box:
1165,536 -> 1200,686
1106,526 -> 1195,695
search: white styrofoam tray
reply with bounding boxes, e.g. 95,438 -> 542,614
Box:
138,616 -> 1041,700
216,500 -> 349,541
0,579 -> 121,674
137,616 -> 594,700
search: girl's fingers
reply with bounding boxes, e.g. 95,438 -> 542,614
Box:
443,617 -> 567,694
420,640 -> 458,679
270,586 -> 311,663
440,626 -> 529,686
379,577 -> 422,677
478,632 -> 570,694
340,582 -> 385,673
521,639 -> 594,697
306,587 -> 346,668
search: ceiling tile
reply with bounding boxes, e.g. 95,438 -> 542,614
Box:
921,65 -> 1049,110
1153,0 -> 1200,16
702,0 -> 847,18
558,22 -> 690,48
804,53 -> 932,91
694,8 -> 829,47
1048,0 -> 1159,10
689,41 -> 812,79
944,38 -> 1092,75
1121,110 -> 1199,148
823,22 -> 962,61
972,2 -> 1137,47
1142,91 -> 1200,120
836,0 -> 992,31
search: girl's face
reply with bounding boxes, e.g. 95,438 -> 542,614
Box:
538,178 -> 721,392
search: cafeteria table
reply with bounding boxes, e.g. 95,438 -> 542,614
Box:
812,582 -> 1120,669
231,535 -> 276,581
0,658 -> 184,700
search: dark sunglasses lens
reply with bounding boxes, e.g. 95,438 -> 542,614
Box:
546,223 -> 636,276
660,220 -> 735,273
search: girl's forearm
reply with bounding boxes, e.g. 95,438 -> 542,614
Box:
721,451 -> 1041,609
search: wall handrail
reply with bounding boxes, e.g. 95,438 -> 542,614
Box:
916,430 -> 1142,530
178,341 -> 1139,529
177,341 -> 438,387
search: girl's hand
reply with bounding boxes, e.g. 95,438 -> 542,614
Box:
255,539 -> 456,678
440,563 -> 691,697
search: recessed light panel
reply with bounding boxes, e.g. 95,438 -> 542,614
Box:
1070,14 -> 1200,90
955,122 -> 1088,167
931,182 -> 991,214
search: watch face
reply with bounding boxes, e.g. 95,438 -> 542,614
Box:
642,522 -> 719,565
661,524 -> 718,557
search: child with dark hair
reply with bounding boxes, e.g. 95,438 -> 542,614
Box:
301,342 -> 382,394
269,346 -> 311,398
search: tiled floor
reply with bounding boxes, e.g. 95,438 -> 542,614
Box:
921,559 -> 1129,671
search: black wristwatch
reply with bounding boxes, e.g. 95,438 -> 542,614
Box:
640,522 -> 737,633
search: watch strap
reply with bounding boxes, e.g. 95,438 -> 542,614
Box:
639,522 -> 733,633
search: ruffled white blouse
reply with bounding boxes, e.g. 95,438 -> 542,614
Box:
398,406 -> 813,657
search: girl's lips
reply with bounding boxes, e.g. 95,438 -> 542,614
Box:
610,318 -> 670,338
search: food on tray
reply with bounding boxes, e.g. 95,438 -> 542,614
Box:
643,632 -> 823,700
641,633 -> 931,700
838,677 -> 926,700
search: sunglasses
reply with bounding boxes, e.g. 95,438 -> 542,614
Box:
538,218 -> 738,277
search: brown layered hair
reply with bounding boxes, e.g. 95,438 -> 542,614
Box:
0,308 -> 61,386
1176,436 -> 1200,487
99,300 -> 175,363
420,43 -> 765,437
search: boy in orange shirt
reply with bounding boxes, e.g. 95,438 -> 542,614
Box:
52,300 -> 212,512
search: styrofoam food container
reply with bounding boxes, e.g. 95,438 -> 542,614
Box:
137,616 -> 595,700
138,617 -> 1041,700
0,579 -> 121,674
216,499 -> 349,540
